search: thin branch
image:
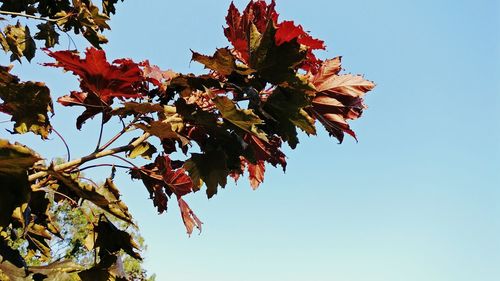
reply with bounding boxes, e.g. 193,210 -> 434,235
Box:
78,176 -> 100,189
0,10 -> 70,22
73,164 -> 131,173
52,128 -> 71,162
98,116 -> 140,152
110,155 -> 139,169
37,187 -> 79,207
94,114 -> 106,152
28,133 -> 151,182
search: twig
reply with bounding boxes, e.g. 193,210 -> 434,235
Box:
94,114 -> 106,152
52,128 -> 71,162
110,155 -> 139,169
28,133 -> 151,182
0,10 -> 70,22
73,164 -> 131,173
98,116 -> 140,151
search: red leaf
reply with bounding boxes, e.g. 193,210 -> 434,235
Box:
223,0 -> 278,63
275,21 -> 325,50
140,60 -> 176,92
246,160 -> 265,190
244,134 -> 286,171
178,198 -> 202,236
44,48 -> 145,128
314,73 -> 375,98
309,59 -> 375,142
275,21 -> 325,73
156,155 -> 193,197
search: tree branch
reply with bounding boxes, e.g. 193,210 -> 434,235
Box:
0,10 -> 70,22
28,133 -> 150,182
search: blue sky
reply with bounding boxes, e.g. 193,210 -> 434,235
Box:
1,0 -> 499,280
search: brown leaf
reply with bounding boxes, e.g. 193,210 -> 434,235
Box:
191,48 -> 237,76
0,65 -> 54,139
177,198 -> 202,236
314,74 -> 375,98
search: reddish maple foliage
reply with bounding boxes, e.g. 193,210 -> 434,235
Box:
44,48 -> 147,128
42,0 -> 374,236
224,0 -> 324,73
224,0 -> 278,63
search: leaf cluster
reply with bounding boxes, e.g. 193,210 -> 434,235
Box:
0,1 -> 375,280
0,0 -> 124,62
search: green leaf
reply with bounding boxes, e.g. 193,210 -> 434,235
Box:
263,87 -> 316,148
249,21 -> 311,88
34,22 -> 60,48
127,140 -> 157,160
0,66 -> 54,139
134,119 -> 189,146
213,96 -> 268,142
0,22 -> 36,62
184,151 -> 229,198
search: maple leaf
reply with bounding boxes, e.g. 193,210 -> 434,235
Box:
126,139 -> 157,160
191,48 -> 238,76
130,165 -> 171,214
44,48 -> 145,129
34,22 -> 60,48
102,0 -> 124,16
224,0 -> 278,63
0,65 -> 54,139
48,170 -> 133,224
275,20 -> 325,73
223,1 -> 324,74
0,139 -> 39,228
140,60 -> 177,92
130,155 -> 194,214
240,158 -> 265,190
184,151 -> 229,198
155,155 -> 193,197
310,58 -> 375,142
213,96 -> 268,142
177,198 -> 202,236
263,87 -> 316,148
0,22 -> 36,62
93,215 -> 141,260
244,134 -> 287,171
111,101 -> 164,117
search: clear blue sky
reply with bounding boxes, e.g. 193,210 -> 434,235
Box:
1,0 -> 499,280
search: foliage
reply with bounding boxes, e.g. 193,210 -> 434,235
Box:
0,0 -> 374,280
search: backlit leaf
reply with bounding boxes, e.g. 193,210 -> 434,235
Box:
44,48 -> 145,129
184,151 -> 229,198
0,65 -> 53,139
178,198 -> 202,236
213,96 -> 268,142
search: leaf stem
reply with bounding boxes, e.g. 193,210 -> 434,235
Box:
94,113 -> 106,152
28,133 -> 151,182
98,116 -> 139,152
73,164 -> 131,173
110,155 -> 139,169
52,128 -> 71,162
